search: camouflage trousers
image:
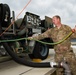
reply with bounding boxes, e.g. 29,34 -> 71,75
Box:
55,51 -> 76,75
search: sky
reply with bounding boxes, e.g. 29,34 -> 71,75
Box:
0,0 -> 76,28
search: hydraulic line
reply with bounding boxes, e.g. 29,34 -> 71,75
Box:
0,31 -> 73,45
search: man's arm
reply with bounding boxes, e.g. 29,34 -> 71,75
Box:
28,29 -> 51,40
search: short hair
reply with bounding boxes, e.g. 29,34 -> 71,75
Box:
53,15 -> 61,21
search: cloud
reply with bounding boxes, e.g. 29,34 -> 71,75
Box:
0,0 -> 76,28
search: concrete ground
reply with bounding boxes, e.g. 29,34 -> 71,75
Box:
0,46 -> 76,75
0,49 -> 55,75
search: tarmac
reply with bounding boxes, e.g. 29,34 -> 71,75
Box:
0,45 -> 76,75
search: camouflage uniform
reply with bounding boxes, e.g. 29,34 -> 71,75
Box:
31,25 -> 76,75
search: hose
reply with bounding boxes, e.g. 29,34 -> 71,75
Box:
0,31 -> 73,45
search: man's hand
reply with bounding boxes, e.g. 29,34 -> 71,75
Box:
74,25 -> 76,31
72,25 -> 76,33
27,37 -> 33,40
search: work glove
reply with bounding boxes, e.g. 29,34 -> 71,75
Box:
28,37 -> 33,40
